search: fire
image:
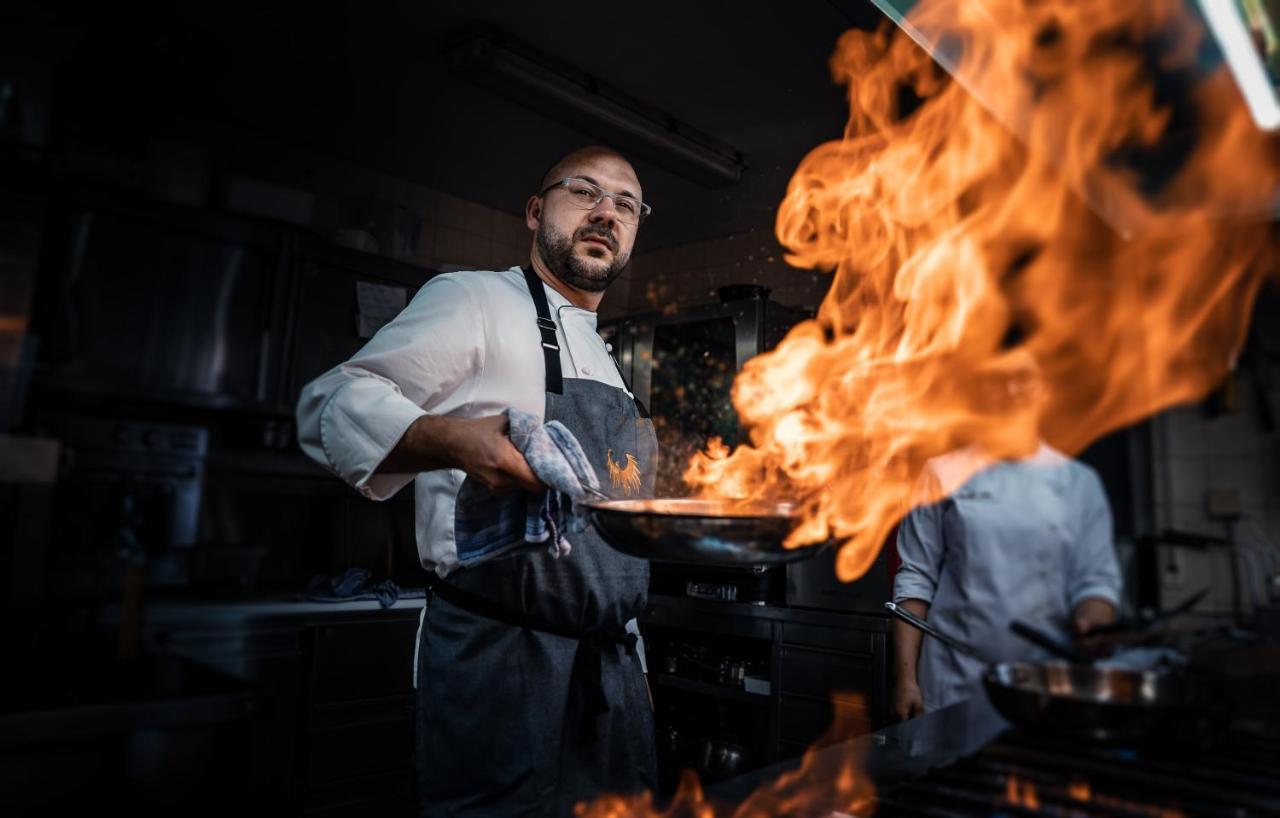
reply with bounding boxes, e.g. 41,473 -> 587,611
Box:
1005,774 -> 1041,810
574,695 -> 875,817
1069,779 -> 1092,801
684,0 -> 1279,579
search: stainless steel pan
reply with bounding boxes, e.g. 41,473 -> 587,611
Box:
885,602 -> 1211,740
981,660 -> 1207,741
583,498 -> 830,565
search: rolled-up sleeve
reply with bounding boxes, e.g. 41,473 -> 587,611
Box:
295,275 -> 484,500
1066,467 -> 1123,609
894,467 -> 947,605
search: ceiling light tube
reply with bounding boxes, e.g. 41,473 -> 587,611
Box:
1198,0 -> 1280,130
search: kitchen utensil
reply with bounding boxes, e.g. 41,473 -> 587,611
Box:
717,657 -> 746,687
583,498 -> 830,565
983,661 -> 1210,741
1085,587 -> 1210,636
698,737 -> 750,777
884,602 -> 982,658
675,644 -> 720,681
885,601 -> 1207,740
1009,619 -> 1083,662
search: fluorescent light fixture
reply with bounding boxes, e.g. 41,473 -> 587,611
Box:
448,27 -> 747,188
868,0 -> 1280,227
1197,0 -> 1280,130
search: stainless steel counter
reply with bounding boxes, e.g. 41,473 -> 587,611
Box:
96,590 -> 428,632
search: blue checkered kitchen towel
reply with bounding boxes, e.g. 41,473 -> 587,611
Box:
504,408 -> 601,558
452,409 -> 602,564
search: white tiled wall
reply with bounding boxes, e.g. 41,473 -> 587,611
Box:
623,227 -> 832,316
1149,367 -> 1280,615
191,127 -> 535,276
201,129 -> 652,317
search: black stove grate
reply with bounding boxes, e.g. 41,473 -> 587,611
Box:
874,729 -> 1280,817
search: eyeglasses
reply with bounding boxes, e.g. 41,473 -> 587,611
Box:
539,177 -> 652,225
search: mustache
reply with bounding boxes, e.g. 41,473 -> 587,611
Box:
576,225 -> 617,250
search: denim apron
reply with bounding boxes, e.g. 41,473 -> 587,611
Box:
414,267 -> 658,817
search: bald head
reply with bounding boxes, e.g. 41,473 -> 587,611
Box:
527,145 -> 643,302
539,146 -> 638,194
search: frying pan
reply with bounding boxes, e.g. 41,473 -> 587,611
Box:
583,498 -> 830,565
885,602 -> 1210,740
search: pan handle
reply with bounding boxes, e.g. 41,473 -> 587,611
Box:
884,602 -> 982,659
1009,620 -> 1081,662
1085,587 -> 1209,636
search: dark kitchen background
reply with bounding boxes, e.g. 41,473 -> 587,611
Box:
2,1 -> 1279,815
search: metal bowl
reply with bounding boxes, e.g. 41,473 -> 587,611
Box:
583,498 -> 829,565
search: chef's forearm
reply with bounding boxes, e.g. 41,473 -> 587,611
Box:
893,598 -> 930,687
376,415 -> 465,475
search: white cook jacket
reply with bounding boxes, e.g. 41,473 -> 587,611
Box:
294,266 -> 628,577
894,444 -> 1123,711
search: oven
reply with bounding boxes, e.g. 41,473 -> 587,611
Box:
42,414 -> 209,599
601,286 -> 810,498
602,288 -> 809,606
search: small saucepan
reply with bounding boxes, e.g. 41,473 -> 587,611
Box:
885,602 -> 1213,741
583,498 -> 830,565
699,737 -> 751,778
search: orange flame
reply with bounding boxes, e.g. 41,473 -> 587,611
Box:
684,0 -> 1279,579
1069,778 -> 1092,801
1004,774 -> 1043,810
574,695 -> 875,818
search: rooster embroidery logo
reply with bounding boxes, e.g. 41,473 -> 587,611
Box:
605,449 -> 642,496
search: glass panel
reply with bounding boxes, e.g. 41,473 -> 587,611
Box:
55,210 -> 272,402
649,317 -> 740,496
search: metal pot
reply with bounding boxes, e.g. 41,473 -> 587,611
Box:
718,657 -> 746,687
698,737 -> 750,777
583,498 -> 829,565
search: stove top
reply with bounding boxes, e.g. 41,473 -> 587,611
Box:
709,648 -> 1280,818
876,727 -> 1280,817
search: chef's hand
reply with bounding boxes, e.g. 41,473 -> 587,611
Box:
1070,597 -> 1118,658
378,413 -> 543,493
892,679 -> 925,722
447,414 -> 543,493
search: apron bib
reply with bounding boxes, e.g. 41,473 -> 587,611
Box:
414,267 -> 659,817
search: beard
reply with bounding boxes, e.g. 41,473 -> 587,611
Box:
535,222 -> 630,293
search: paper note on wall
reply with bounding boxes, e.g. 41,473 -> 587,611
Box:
355,281 -> 408,339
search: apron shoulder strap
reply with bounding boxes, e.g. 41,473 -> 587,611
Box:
605,349 -> 650,419
521,266 -> 563,395
521,265 -> 650,418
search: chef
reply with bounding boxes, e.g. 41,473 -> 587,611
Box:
295,146 -> 658,815
891,441 -> 1124,719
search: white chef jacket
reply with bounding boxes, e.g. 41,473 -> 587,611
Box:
893,444 -> 1123,711
294,266 -> 629,577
